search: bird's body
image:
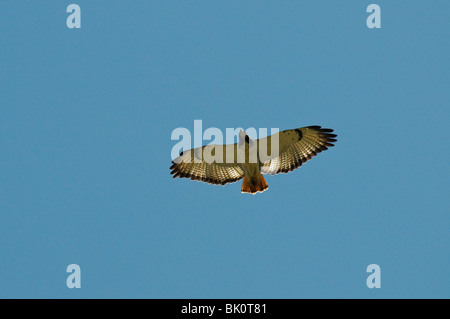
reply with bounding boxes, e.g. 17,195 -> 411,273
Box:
236,131 -> 268,193
170,125 -> 337,194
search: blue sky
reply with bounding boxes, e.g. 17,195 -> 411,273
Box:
0,1 -> 448,298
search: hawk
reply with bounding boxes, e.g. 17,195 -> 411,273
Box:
170,126 -> 337,194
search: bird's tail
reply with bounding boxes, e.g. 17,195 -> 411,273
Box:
241,174 -> 269,194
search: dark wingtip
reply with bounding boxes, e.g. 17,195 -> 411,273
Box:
306,125 -> 338,147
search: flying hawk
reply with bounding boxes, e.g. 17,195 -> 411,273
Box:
170,126 -> 337,194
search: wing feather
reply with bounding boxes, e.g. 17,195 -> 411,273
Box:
258,126 -> 337,175
170,143 -> 244,185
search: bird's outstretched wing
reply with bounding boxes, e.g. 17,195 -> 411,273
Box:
170,144 -> 245,185
257,126 -> 337,175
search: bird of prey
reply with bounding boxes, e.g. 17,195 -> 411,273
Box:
170,126 -> 337,194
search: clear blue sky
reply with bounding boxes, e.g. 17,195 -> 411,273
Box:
1,1 -> 448,298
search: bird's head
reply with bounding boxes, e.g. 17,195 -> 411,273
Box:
239,129 -> 252,146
